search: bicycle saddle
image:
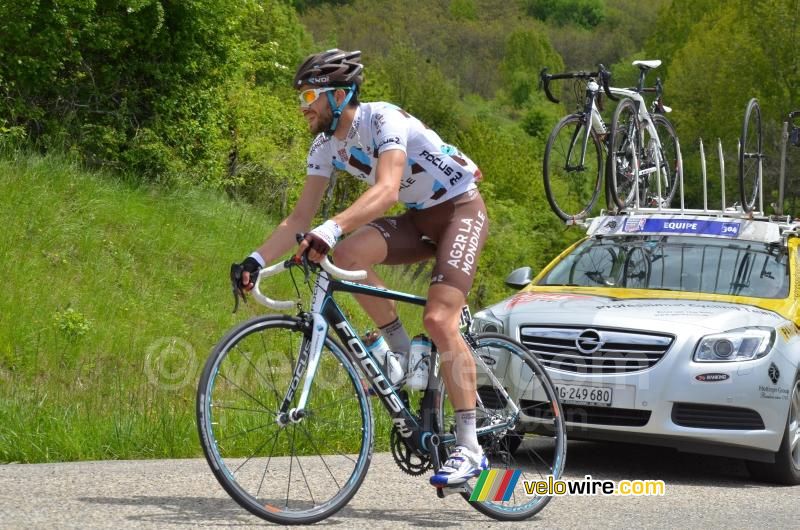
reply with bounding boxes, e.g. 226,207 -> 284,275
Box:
632,59 -> 662,70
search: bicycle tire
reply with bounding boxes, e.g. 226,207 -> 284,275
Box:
543,113 -> 603,221
651,115 -> 681,207
436,332 -> 567,521
607,98 -> 641,210
197,314 -> 374,525
739,98 -> 763,213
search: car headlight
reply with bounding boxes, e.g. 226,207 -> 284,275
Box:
471,310 -> 504,334
693,327 -> 775,362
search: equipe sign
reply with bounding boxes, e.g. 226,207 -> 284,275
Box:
623,217 -> 741,237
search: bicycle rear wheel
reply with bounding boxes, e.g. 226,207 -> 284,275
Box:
437,333 -> 567,521
607,98 -> 641,210
197,315 -> 374,525
650,115 -> 681,207
543,113 -> 603,221
739,98 -> 763,213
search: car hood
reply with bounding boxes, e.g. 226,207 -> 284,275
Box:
484,290 -> 787,331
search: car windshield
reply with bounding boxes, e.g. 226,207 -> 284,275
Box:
539,235 -> 790,299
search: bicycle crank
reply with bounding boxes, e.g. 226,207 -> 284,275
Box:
390,425 -> 431,476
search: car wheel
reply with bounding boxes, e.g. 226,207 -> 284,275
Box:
746,376 -> 800,485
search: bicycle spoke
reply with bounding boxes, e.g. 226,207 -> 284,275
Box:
235,343 -> 283,405
233,427 -> 283,475
298,422 -> 343,490
218,372 -> 273,413
256,426 -> 284,498
291,424 -> 317,507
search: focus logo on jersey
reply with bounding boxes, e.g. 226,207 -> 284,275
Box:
418,149 -> 456,177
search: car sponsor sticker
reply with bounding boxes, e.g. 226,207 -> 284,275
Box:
622,217 -> 741,237
694,373 -> 730,382
768,363 -> 780,384
759,363 -> 789,400
506,292 -> 593,309
778,322 -> 799,341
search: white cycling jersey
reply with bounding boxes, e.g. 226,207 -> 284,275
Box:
306,102 -> 482,210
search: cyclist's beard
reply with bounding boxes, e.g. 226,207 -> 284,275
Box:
310,105 -> 334,135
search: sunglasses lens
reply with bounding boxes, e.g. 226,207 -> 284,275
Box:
302,90 -> 317,105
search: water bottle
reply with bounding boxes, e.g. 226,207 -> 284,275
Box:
407,334 -> 431,390
365,333 -> 404,387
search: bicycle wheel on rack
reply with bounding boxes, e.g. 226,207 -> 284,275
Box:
196,315 -> 374,525
607,98 -> 641,210
543,113 -> 603,221
650,115 -> 681,207
739,98 -> 763,213
623,246 -> 651,288
569,245 -> 619,286
437,332 -> 567,521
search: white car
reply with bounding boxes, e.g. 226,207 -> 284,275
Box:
473,213 -> 800,484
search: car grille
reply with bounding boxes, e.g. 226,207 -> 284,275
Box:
518,325 -> 674,374
671,403 -> 765,430
521,400 -> 651,427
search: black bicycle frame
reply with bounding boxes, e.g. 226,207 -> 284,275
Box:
307,271 -> 446,456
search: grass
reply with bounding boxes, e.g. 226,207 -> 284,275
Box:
0,153 -> 431,463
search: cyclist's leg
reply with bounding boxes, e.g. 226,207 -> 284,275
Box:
416,189 -> 490,485
333,215 -> 435,327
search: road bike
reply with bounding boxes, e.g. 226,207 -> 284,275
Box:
540,65 -> 614,221
196,254 -> 566,524
540,61 -> 682,221
605,60 -> 682,211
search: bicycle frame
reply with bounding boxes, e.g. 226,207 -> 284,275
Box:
608,86 -> 669,208
260,261 -> 520,463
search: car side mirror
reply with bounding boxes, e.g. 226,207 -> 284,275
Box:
505,267 -> 532,289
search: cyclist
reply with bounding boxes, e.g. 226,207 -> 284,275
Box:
234,49 -> 489,487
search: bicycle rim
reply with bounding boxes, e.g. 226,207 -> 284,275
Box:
438,333 -> 567,521
196,315 -> 373,524
739,98 -> 762,212
543,113 -> 603,221
608,99 -> 641,210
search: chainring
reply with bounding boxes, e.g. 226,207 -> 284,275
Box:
390,425 -> 431,476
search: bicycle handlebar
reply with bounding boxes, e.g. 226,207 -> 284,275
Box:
251,257 -> 368,310
539,65 -> 618,103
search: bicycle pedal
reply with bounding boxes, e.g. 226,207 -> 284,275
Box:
434,484 -> 471,498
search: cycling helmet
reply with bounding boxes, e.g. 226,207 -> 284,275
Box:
293,49 -> 363,89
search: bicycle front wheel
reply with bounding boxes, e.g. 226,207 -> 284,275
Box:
740,98 -> 763,213
543,113 -> 603,221
197,315 -> 374,525
438,333 -> 567,521
607,98 -> 641,210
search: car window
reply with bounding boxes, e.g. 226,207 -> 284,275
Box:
540,235 -> 790,299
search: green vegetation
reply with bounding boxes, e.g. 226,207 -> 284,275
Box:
1,0 -> 798,462
0,153 -> 432,461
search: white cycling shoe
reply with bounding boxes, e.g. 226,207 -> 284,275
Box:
430,445 -> 488,487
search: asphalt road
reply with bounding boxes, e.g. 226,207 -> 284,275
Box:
1,440 -> 797,529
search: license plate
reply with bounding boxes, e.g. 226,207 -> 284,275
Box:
556,384 -> 613,407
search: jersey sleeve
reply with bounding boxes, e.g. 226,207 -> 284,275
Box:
306,133 -> 333,177
371,107 -> 410,155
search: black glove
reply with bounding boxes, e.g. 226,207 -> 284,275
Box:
230,257 -> 262,312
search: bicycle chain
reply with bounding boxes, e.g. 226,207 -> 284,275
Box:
389,425 -> 431,476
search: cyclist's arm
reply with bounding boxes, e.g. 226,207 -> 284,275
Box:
330,149 -> 405,233
252,174 -> 329,264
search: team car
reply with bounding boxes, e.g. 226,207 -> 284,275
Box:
473,213 -> 800,484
